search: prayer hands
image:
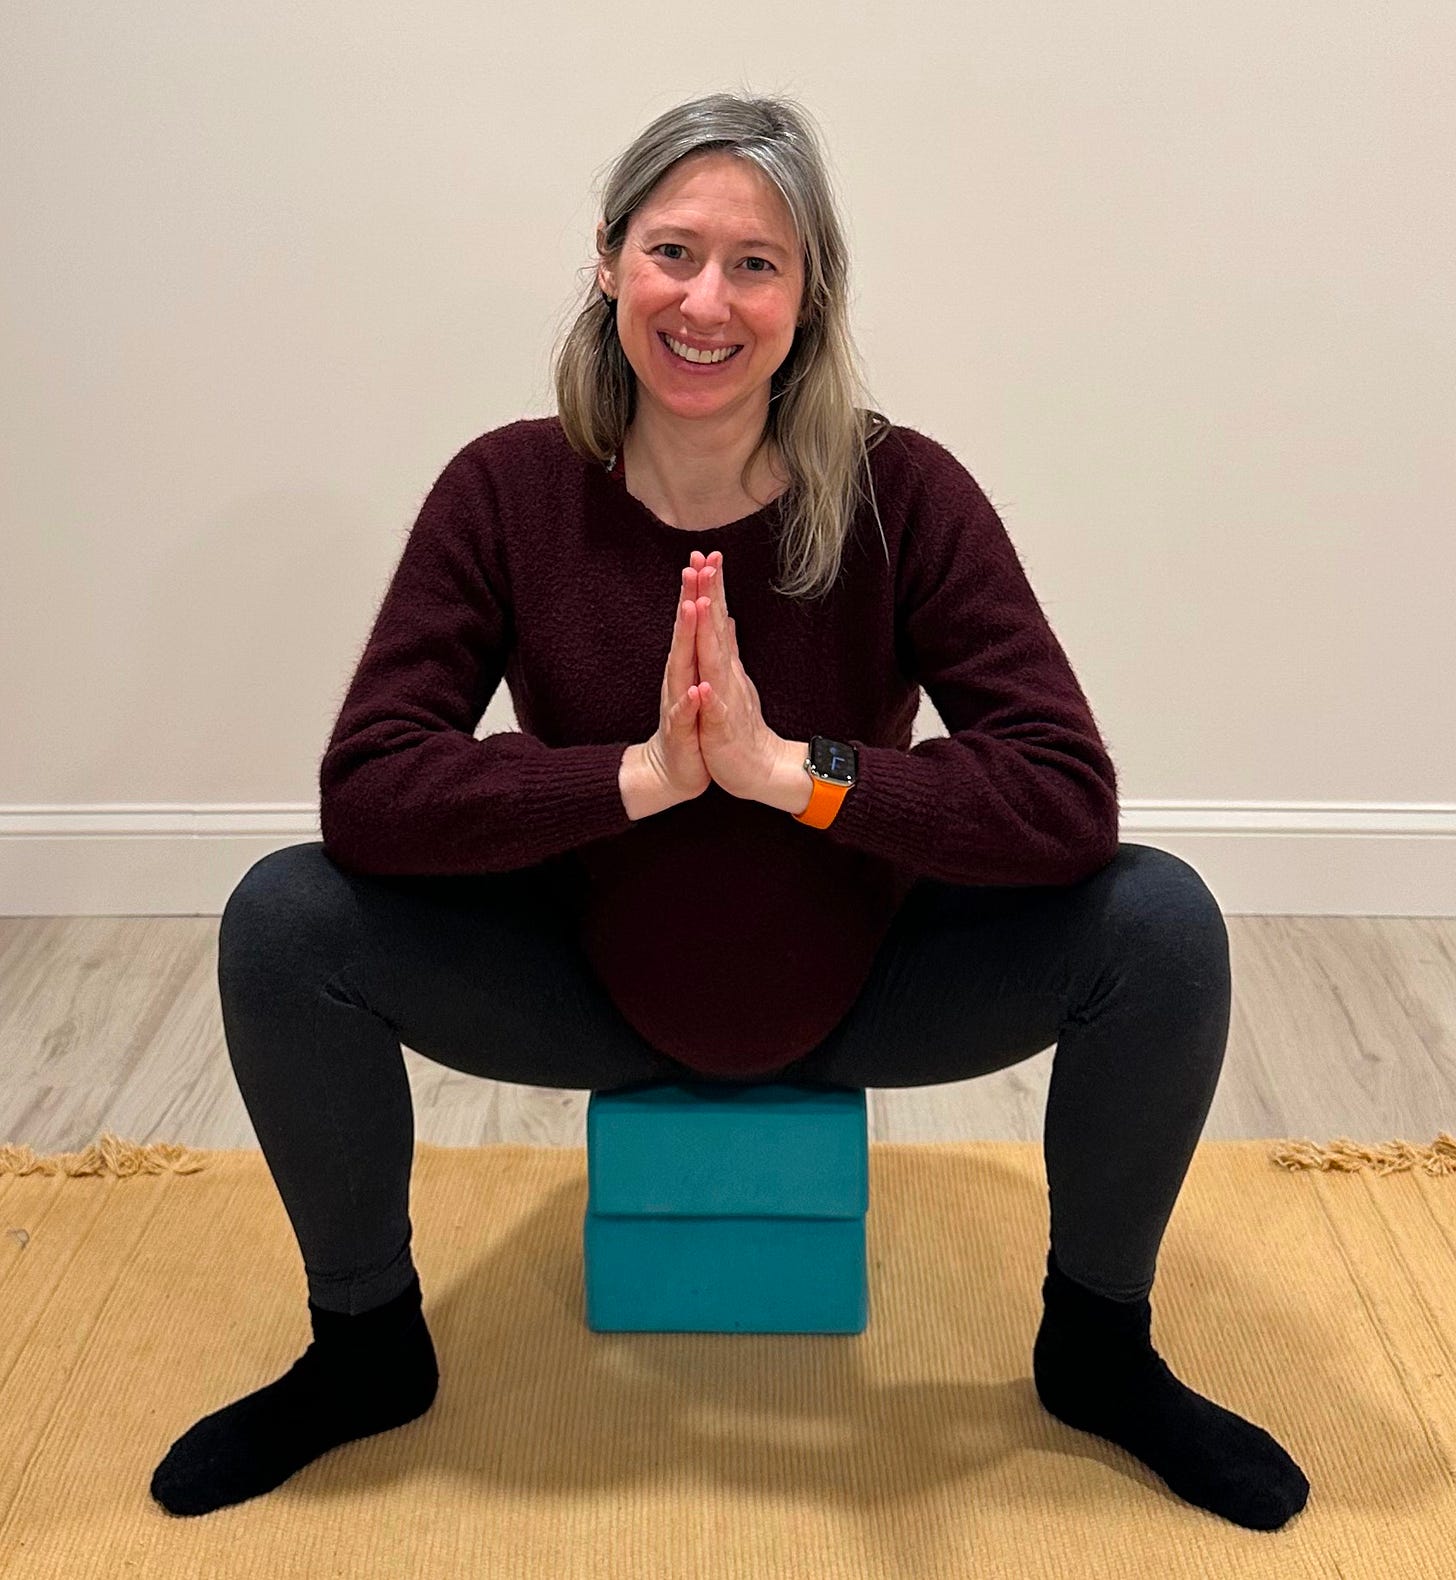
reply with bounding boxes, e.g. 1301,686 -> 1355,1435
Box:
687,550 -> 781,801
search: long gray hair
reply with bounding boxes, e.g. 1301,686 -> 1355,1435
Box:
552,91 -> 892,601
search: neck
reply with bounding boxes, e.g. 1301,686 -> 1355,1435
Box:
622,412 -> 787,525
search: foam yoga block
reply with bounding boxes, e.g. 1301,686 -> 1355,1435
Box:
583,1081 -> 869,1334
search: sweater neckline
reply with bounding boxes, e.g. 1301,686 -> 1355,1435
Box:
601,447 -> 783,538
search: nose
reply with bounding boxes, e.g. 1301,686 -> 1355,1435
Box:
677,264 -> 734,327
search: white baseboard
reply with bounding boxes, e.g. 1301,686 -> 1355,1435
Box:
0,801 -> 1452,916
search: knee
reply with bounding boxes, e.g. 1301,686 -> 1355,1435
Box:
219,841 -> 356,976
1096,843 -> 1230,987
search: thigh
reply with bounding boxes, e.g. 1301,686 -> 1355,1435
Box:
222,841 -> 682,1092
781,842 -> 1213,1090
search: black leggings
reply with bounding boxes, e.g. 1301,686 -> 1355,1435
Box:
217,840 -> 1230,1314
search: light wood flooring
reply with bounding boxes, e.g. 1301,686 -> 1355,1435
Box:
2,916 -> 1453,1155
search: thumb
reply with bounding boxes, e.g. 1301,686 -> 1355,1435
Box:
697,678 -> 722,724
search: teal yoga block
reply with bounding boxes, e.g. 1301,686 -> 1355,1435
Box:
583,1080 -> 869,1334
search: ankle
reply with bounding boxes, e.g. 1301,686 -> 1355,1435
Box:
309,1270 -> 421,1320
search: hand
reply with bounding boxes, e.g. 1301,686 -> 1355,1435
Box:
691,550 -> 781,801
640,565 -> 713,803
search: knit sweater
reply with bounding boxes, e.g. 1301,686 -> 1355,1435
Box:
318,414 -> 1120,1077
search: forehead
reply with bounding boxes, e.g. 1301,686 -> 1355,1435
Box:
637,155 -> 797,252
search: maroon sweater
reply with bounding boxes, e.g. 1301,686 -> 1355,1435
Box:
318,415 -> 1120,1077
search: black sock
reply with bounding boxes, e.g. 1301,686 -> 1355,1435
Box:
150,1271 -> 438,1517
1032,1246 -> 1310,1531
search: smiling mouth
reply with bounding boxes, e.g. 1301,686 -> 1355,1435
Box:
658,332 -> 743,364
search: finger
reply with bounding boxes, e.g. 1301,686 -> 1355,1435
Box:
701,563 -> 727,644
701,554 -> 724,634
671,573 -> 696,688
691,594 -> 713,679
694,594 -> 717,674
671,570 -> 687,654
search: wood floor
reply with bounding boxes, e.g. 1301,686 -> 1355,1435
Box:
2,915 -> 1453,1155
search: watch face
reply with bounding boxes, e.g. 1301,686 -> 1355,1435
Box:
809,735 -> 857,785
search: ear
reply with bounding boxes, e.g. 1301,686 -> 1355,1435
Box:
596,222 -> 613,296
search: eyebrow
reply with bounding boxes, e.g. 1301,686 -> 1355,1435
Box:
642,226 -> 791,258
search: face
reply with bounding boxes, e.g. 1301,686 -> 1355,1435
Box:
597,152 -> 805,425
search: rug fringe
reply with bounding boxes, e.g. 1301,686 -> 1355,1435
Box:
1269,1133 -> 1456,1176
4,1132 -> 1454,1179
0,1132 -> 210,1177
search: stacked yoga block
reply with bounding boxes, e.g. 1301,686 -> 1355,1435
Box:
583,1079 -> 869,1333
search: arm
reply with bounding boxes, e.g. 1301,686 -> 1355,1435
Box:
319,444 -> 640,876
810,441 -> 1119,887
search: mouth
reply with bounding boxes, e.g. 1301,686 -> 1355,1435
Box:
657,331 -> 744,370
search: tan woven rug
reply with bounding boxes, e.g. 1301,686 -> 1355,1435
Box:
1,1132 -> 1452,1578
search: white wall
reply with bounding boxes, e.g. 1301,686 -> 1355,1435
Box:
3,4 -> 1453,916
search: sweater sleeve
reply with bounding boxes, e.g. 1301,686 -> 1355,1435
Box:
821,439 -> 1120,887
318,443 -> 634,876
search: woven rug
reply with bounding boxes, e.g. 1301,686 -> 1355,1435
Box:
1,1132 -> 1452,1578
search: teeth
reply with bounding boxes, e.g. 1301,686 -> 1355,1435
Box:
664,334 -> 740,364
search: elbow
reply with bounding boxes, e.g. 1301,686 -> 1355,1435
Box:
1058,830 -> 1119,887
318,804 -> 363,874
317,781 -> 376,876
1088,823 -> 1123,878
1064,766 -> 1121,882
1079,796 -> 1122,880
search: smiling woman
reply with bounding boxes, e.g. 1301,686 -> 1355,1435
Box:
151,87 -> 1153,1532
551,91 -> 893,601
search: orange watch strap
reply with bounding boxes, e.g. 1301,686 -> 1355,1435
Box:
794,774 -> 851,829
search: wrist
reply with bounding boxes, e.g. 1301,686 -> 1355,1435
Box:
620,742 -> 683,821
762,736 -> 814,815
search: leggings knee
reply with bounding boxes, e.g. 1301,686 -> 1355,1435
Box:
219,841 -> 358,992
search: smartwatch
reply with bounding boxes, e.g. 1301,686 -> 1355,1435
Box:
793,735 -> 859,829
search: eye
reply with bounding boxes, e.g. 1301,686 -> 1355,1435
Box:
652,244 -> 776,273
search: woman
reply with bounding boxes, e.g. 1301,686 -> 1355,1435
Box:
151,93 -> 1308,1531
